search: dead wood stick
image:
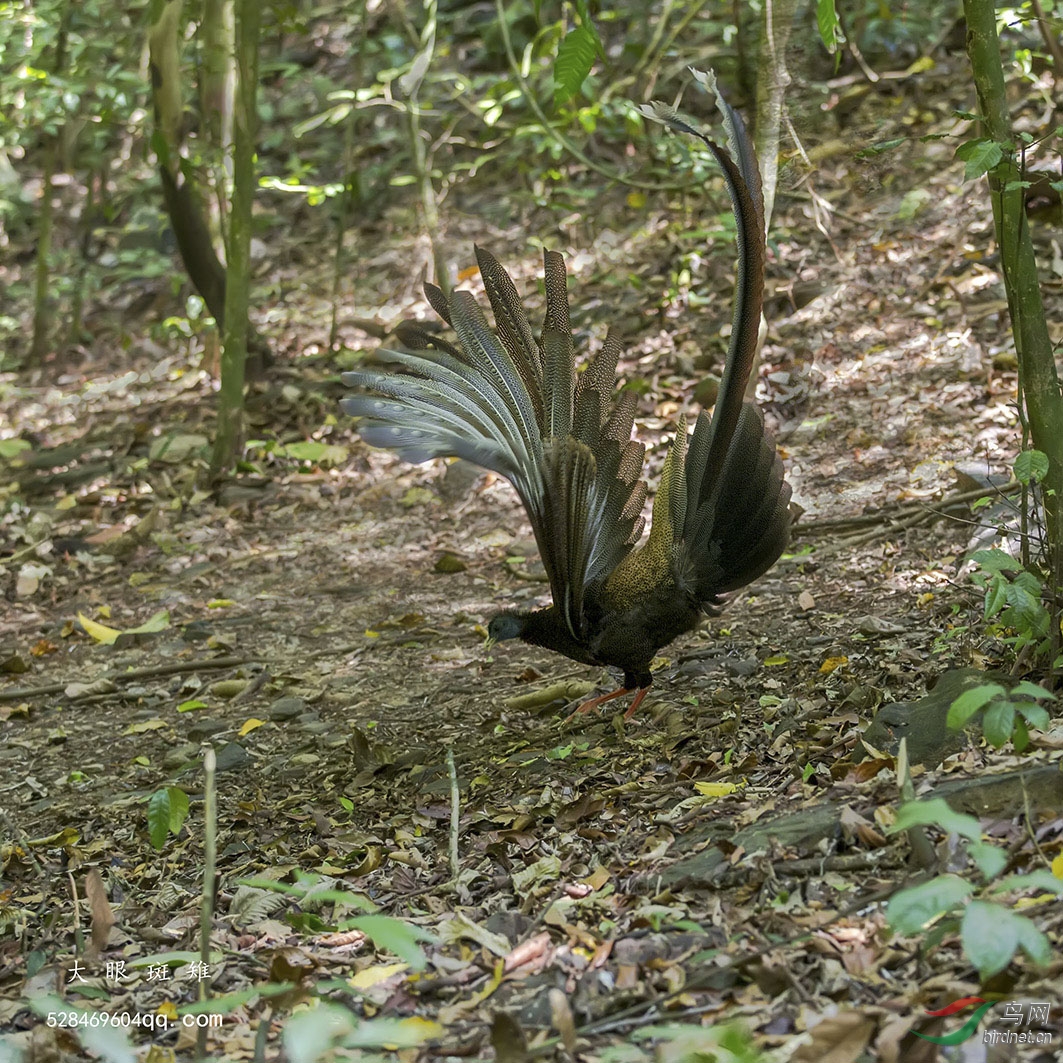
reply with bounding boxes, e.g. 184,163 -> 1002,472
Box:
0,655 -> 252,702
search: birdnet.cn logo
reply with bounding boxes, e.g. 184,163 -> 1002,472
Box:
914,997 -> 1055,1046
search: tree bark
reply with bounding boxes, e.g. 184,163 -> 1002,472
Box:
210,0 -> 261,475
964,0 -> 1063,662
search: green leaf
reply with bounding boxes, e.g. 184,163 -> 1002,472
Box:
165,786 -> 190,832
1013,715 -> 1030,753
947,683 -> 1005,729
553,26 -> 596,106
1015,914 -> 1052,966
860,138 -> 906,155
971,548 -> 1022,574
147,786 -> 189,849
283,1006 -> 441,1062
992,869 -> 1063,895
887,875 -> 974,935
982,699 -> 1015,748
180,983 -> 294,1012
816,0 -> 840,52
1016,703 -> 1050,730
967,841 -> 1008,879
961,901 -> 1024,977
889,798 -> 982,841
240,875 -> 376,911
955,137 -> 1004,181
0,438 -> 32,459
1003,582 -> 1045,629
284,1003 -> 356,1063
349,914 -> 434,970
984,575 -> 1008,619
1011,679 -> 1053,701
572,0 -> 605,55
896,188 -> 932,220
346,1016 -> 442,1049
282,441 -> 348,465
126,610 -> 170,635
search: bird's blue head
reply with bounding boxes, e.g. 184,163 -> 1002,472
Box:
486,611 -> 527,646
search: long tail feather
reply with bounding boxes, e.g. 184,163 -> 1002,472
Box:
643,74 -> 789,606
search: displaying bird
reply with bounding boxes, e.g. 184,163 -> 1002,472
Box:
341,87 -> 790,719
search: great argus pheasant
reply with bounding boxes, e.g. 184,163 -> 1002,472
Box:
341,85 -> 791,719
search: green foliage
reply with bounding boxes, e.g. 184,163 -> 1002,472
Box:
146,785 -> 190,849
0,438 -> 32,459
946,679 -> 1053,751
816,0 -> 841,54
891,798 -> 981,842
968,446 -> 1058,672
4,0 -> 778,364
969,547 -> 1056,663
245,439 -> 349,468
553,25 -> 598,106
283,1005 -> 440,1062
887,799 -> 1060,978
599,1021 -> 763,1063
955,137 -> 1005,181
241,873 -> 435,970
1014,448 -> 1050,485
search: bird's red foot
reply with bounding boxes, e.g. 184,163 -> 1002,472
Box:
568,685 -> 650,720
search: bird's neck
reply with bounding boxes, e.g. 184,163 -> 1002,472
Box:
518,607 -> 596,664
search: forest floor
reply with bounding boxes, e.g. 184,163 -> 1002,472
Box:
3,98 -> 1063,1062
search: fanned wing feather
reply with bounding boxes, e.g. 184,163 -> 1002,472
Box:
542,328 -> 574,439
473,246 -> 544,410
342,251 -> 648,639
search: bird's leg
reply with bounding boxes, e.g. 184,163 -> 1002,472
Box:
568,685 -> 652,720
569,686 -> 633,719
622,686 -> 650,719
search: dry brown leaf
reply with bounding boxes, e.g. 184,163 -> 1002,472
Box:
549,988 -> 577,1055
793,1010 -> 876,1063
84,869 -> 115,957
490,1011 -> 531,1063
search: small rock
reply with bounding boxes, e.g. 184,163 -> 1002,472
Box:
187,719 -> 227,742
214,741 -> 252,772
268,697 -> 306,721
162,744 -> 200,771
723,657 -> 760,677
855,615 -> 906,636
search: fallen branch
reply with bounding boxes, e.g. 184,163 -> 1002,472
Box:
0,655 -> 251,702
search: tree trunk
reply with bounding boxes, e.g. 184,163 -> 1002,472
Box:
964,0 -> 1063,663
210,0 -> 261,475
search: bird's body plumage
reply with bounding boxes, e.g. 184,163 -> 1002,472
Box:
341,88 -> 791,717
